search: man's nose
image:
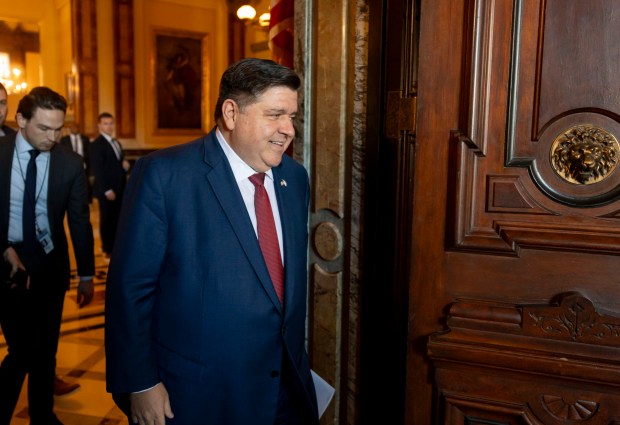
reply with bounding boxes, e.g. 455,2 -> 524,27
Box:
280,118 -> 295,137
48,129 -> 60,141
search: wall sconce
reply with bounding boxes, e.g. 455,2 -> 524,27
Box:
236,3 -> 270,27
0,52 -> 27,94
237,5 -> 257,20
258,12 -> 271,27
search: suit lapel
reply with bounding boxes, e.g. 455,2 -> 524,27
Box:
202,133 -> 283,313
272,165 -> 300,313
0,136 -> 16,241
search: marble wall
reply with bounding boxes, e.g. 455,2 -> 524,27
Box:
295,0 -> 369,423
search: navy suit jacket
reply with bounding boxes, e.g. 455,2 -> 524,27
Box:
0,134 -> 94,285
105,129 -> 318,424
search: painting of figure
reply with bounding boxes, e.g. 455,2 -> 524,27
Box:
155,30 -> 205,131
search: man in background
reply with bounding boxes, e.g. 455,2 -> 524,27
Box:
0,87 -> 95,425
0,82 -> 16,136
60,122 -> 92,202
90,113 -> 129,259
0,83 -> 81,399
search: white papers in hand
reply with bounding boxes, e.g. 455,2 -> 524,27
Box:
311,370 -> 335,418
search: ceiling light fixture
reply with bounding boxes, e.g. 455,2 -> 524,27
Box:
0,52 -> 27,94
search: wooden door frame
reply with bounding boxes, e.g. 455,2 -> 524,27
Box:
359,0 -> 420,424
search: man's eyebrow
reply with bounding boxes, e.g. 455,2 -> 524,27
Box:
264,107 -> 296,114
37,124 -> 64,131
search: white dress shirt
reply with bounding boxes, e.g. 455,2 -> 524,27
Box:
215,128 -> 284,263
8,131 -> 51,244
70,133 -> 84,157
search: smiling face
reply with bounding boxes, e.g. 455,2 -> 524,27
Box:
16,107 -> 65,151
221,86 -> 297,173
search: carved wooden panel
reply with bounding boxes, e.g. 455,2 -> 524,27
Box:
71,0 -> 99,137
429,293 -> 620,425
450,0 -> 620,256
113,0 -> 135,138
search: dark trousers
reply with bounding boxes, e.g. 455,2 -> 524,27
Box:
98,196 -> 121,254
0,264 -> 65,424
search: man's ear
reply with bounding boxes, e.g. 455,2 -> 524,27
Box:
15,113 -> 27,129
221,99 -> 237,131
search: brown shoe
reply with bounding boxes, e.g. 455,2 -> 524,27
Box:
54,375 -> 80,396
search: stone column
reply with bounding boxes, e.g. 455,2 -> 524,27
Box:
294,1 -> 369,423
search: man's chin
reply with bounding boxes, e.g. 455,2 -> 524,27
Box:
40,144 -> 56,152
267,157 -> 284,169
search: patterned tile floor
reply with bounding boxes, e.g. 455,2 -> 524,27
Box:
0,200 -> 127,424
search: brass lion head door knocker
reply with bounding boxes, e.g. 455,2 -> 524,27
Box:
550,125 -> 620,185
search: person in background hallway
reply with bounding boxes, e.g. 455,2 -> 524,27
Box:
90,113 -> 129,259
105,58 -> 319,425
0,83 -> 80,398
0,83 -> 16,136
60,122 -> 92,202
0,87 -> 95,425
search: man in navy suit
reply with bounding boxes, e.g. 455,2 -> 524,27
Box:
105,58 -> 319,424
90,112 -> 129,258
0,87 -> 95,424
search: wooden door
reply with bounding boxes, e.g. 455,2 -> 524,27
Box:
359,0 -> 418,424
406,0 -> 620,424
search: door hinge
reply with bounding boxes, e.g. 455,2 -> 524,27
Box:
385,91 -> 416,139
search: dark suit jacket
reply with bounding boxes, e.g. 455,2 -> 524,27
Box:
59,133 -> 90,177
0,125 -> 16,136
90,135 -> 126,199
0,134 -> 94,285
105,129 -> 319,424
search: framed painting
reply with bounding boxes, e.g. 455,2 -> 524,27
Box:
153,29 -> 209,134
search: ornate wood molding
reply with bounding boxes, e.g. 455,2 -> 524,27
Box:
541,395 -> 598,422
524,292 -> 620,345
429,292 -> 620,424
448,0 -> 620,258
113,0 -> 136,138
71,0 -> 99,137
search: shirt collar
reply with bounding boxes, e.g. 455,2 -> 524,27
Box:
215,127 -> 274,183
100,133 -> 114,142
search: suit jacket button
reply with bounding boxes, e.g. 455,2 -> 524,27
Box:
281,326 -> 287,335
271,370 -> 280,378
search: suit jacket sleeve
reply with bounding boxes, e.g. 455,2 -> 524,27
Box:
105,156 -> 167,393
65,153 -> 95,276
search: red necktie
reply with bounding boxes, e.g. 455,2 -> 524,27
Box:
249,173 -> 284,303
